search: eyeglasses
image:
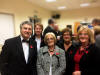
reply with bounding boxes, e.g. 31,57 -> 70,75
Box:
47,38 -> 54,41
63,34 -> 70,36
79,33 -> 88,36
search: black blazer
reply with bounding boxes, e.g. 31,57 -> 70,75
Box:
0,36 -> 37,75
66,44 -> 100,75
43,25 -> 57,37
31,34 -> 45,47
57,40 -> 78,75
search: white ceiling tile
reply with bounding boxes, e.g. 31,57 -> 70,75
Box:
28,0 -> 100,11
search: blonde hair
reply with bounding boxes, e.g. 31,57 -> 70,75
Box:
44,32 -> 56,44
34,23 -> 43,31
77,26 -> 95,44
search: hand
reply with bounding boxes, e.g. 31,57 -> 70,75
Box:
72,71 -> 81,75
57,36 -> 60,40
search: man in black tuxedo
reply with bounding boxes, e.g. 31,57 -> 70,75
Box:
43,18 -> 57,37
0,21 -> 37,75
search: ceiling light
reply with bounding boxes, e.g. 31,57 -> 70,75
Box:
58,6 -> 66,10
80,3 -> 90,7
46,0 -> 56,2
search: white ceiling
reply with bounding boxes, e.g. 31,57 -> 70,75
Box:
28,0 -> 100,11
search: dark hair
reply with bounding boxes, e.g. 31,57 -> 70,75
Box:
94,26 -> 100,36
62,28 -> 72,36
92,18 -> 99,24
48,18 -> 55,25
20,21 -> 33,29
98,19 -> 100,25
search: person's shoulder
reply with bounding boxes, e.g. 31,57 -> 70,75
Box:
3,36 -> 20,47
5,36 -> 19,43
55,45 -> 65,52
40,46 -> 47,50
39,46 -> 44,50
56,40 -> 64,48
87,43 -> 99,53
46,25 -> 51,28
89,43 -> 96,48
38,46 -> 48,54
44,25 -> 50,30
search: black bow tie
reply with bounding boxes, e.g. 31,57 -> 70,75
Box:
22,39 -> 29,43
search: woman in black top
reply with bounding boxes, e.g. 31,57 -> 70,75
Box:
66,26 -> 100,75
57,28 -> 78,75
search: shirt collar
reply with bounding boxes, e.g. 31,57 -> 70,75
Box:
20,35 -> 30,42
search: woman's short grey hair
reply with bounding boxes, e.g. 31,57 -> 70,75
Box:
44,32 -> 57,44
20,21 -> 33,29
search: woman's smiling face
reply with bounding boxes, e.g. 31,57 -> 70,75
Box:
79,30 -> 89,44
46,34 -> 55,47
63,32 -> 71,42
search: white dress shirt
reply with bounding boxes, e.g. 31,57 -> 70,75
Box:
49,54 -> 52,75
21,36 -> 29,63
35,37 -> 41,52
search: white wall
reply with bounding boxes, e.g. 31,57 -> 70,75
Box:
0,13 -> 15,45
56,7 -> 100,32
0,0 -> 52,36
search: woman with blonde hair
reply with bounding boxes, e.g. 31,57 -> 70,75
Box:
66,26 -> 100,75
37,32 -> 66,75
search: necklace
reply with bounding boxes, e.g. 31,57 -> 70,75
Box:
49,49 -> 54,52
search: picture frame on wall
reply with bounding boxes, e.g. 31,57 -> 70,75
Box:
66,25 -> 72,30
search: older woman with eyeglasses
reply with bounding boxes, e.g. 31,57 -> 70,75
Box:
66,26 -> 100,75
37,32 -> 66,75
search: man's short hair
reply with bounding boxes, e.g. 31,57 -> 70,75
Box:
48,18 -> 55,25
92,18 -> 99,24
20,21 -> 33,29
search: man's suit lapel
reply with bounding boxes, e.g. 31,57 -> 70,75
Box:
16,36 -> 26,64
27,40 -> 34,63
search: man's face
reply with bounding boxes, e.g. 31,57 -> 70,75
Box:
20,24 -> 32,40
34,25 -> 42,36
